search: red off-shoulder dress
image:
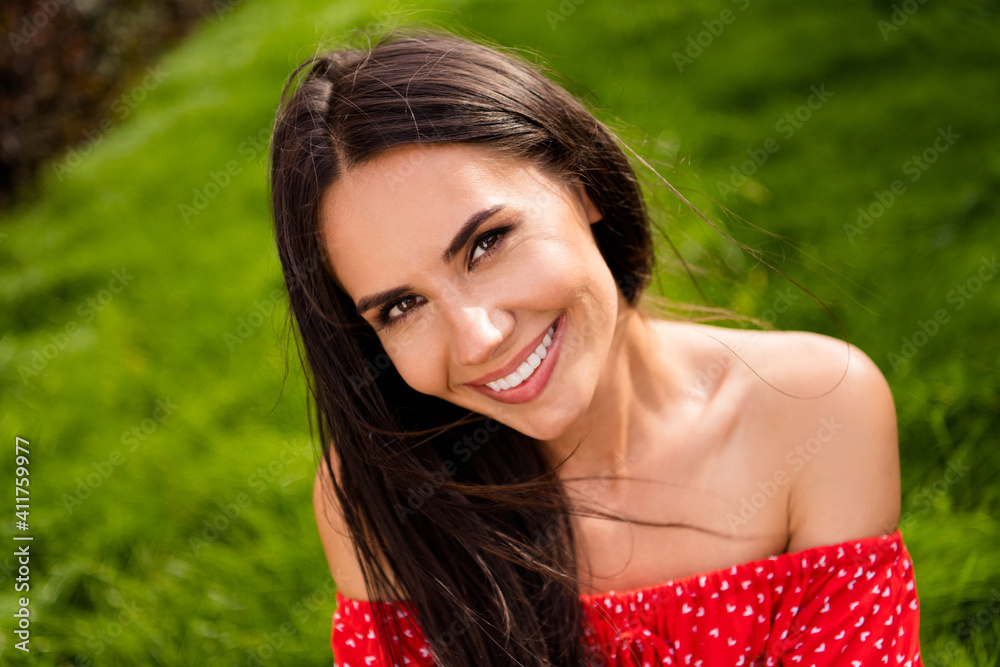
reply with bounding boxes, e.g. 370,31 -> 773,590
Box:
331,529 -> 923,666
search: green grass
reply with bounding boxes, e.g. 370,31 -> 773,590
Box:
1,0 -> 998,664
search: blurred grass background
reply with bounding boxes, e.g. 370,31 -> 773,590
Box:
1,0 -> 998,664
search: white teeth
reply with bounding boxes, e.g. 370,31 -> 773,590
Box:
485,322 -> 557,392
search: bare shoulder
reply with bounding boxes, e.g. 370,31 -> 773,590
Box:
724,327 -> 902,552
655,320 -> 901,552
312,459 -> 377,601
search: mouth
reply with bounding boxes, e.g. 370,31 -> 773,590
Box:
466,313 -> 565,405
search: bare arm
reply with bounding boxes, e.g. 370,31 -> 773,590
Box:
312,459 -> 374,600
780,335 -> 902,552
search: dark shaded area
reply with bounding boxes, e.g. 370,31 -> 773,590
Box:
0,0 -> 218,211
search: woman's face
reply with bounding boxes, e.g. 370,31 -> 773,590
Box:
319,143 -> 622,440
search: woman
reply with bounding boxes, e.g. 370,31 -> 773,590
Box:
268,27 -> 923,667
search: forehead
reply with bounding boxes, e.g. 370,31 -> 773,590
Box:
318,143 -> 566,298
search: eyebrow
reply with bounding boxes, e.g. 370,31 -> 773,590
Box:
355,204 -> 506,317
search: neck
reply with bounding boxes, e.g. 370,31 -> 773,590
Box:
536,294 -> 684,483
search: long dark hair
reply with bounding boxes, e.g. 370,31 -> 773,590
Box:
269,27 -> 710,666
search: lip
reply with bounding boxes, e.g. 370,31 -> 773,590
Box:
466,313 -> 565,404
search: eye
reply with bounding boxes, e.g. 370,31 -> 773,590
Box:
376,295 -> 423,331
468,226 -> 511,266
376,224 -> 515,332
388,295 -> 419,318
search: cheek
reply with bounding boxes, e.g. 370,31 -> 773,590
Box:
514,236 -> 612,306
538,241 -> 618,324
380,319 -> 444,394
532,238 -> 619,360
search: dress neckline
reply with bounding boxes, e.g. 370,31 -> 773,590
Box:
578,528 -> 904,604
333,529 -> 905,608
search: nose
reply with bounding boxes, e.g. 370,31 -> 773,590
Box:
447,305 -> 509,368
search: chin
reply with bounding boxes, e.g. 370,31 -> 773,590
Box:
504,397 -> 591,442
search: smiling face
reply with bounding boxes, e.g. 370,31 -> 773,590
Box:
319,142 -> 624,440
